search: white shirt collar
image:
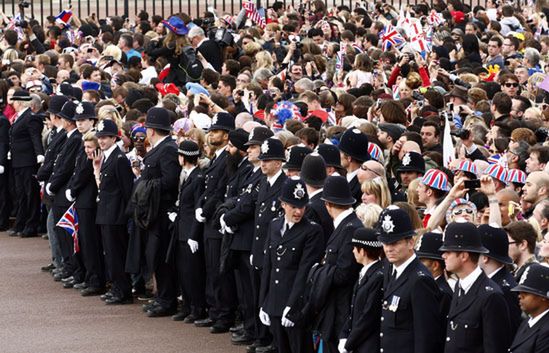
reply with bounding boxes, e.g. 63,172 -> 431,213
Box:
458,266 -> 483,295
528,308 -> 549,328
360,259 -> 380,278
309,188 -> 323,198
487,265 -> 504,279
393,253 -> 417,279
346,168 -> 359,182
214,145 -> 227,159
66,127 -> 77,138
267,169 -> 283,186
153,135 -> 169,149
184,165 -> 197,175
17,107 -> 30,118
253,165 -> 261,172
102,143 -> 118,162
333,208 -> 354,229
197,38 -> 208,48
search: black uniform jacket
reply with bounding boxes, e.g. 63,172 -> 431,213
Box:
9,108 -> 44,168
437,275 -> 454,321
96,146 -> 134,225
509,312 -> 549,353
259,217 -> 323,320
340,260 -> 384,353
444,271 -> 512,353
380,257 -> 444,353
37,129 -> 66,182
68,148 -> 97,209
304,191 -> 334,249
49,130 -> 82,209
177,167 -> 204,242
0,116 -> 9,168
314,211 -> 362,342
491,267 -> 522,336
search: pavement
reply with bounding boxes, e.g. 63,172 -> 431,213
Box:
0,231 -> 243,353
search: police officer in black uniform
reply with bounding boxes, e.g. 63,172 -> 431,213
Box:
338,227 -> 384,353
300,153 -> 333,248
377,206 -> 444,353
171,140 -> 207,322
478,224 -> 522,336
8,90 -> 44,237
416,231 -> 454,319
259,177 -> 323,353
317,143 -> 343,177
94,119 -> 134,305
440,222 -> 512,353
0,107 -> 10,231
283,145 -> 312,177
508,263 -> 549,353
314,175 -> 362,353
338,129 -> 370,208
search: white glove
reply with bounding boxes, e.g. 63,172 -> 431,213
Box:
187,239 -> 199,254
220,215 -> 234,234
0,165 -> 4,175
250,254 -> 253,266
36,154 -> 45,164
281,306 -> 295,327
338,339 -> 348,353
7,151 -> 11,160
45,183 -> 54,196
195,208 -> 206,223
259,308 -> 271,326
168,212 -> 177,223
65,189 -> 75,202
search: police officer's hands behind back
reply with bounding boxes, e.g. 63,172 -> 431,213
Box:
281,306 -> 295,327
259,307 -> 271,326
338,339 -> 348,353
187,239 -> 199,254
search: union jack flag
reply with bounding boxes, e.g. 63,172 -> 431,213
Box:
56,203 -> 80,254
243,0 -> 266,29
55,10 -> 73,26
380,25 -> 405,51
428,10 -> 444,26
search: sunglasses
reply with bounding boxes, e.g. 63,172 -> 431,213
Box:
453,208 -> 474,215
504,82 -> 519,88
133,136 -> 146,141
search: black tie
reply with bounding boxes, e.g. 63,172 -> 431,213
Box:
48,128 -> 57,145
457,285 -> 464,303
391,268 -> 397,282
281,223 -> 289,237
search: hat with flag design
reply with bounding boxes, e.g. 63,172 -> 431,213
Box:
279,177 -> 309,207
454,159 -> 478,176
511,263 -> 549,299
420,169 -> 450,191
507,169 -> 526,185
368,142 -> 383,162
161,16 -> 189,36
485,164 -> 508,185
446,198 -> 477,223
376,205 -> 416,244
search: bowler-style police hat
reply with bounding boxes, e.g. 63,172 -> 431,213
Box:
439,221 -> 488,254
279,177 -> 309,208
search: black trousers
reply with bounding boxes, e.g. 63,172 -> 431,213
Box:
12,166 -> 40,232
270,317 -> 313,353
204,237 -> 237,325
175,239 -> 206,313
0,170 -> 12,229
100,224 -> 131,297
76,208 -> 104,288
233,250 -> 256,337
53,205 -> 82,278
253,267 -> 272,345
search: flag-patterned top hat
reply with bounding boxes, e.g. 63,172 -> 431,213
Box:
507,169 -> 526,185
454,159 -> 478,176
485,164 -> 508,185
368,142 -> 383,162
421,169 -> 451,191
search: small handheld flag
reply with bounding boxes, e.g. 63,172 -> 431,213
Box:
56,203 -> 80,254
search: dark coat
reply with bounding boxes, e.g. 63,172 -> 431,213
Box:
251,172 -> 287,268
259,217 -> 324,320
348,175 -> 362,208
0,116 -> 9,167
444,271 -> 512,353
37,129 -> 66,182
224,158 -> 252,201
197,39 -> 223,72
177,167 -> 204,242
314,212 -> 362,343
96,146 -> 134,225
130,179 -> 161,230
304,191 -> 334,249
49,130 -> 82,209
508,313 -> 549,353
437,275 -> 454,321
380,257 -> 444,353
9,109 -> 44,168
340,260 -> 384,353
68,149 -> 97,209
491,267 -> 522,336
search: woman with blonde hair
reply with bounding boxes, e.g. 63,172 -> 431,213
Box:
361,177 -> 391,208
253,50 -> 274,72
97,105 -> 124,128
355,203 -> 383,228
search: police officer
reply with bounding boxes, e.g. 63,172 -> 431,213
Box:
416,231 -> 454,319
94,119 -> 134,305
194,112 -> 237,333
0,106 -> 9,231
377,206 -> 444,353
440,222 -> 512,353
138,107 -> 182,317
338,128 -> 370,208
478,224 -> 522,335
259,178 -> 323,353
66,102 -> 104,296
171,140 -> 206,322
8,90 -> 44,237
338,227 -> 384,353
283,145 -> 312,177
508,263 -> 549,353
301,153 -> 333,248
46,101 -> 83,282
314,175 -> 362,353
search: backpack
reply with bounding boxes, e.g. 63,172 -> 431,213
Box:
175,46 -> 204,84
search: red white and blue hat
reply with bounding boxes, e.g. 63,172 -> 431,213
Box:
446,198 -> 477,222
484,164 -> 508,185
162,16 -> 189,36
454,159 -> 477,176
368,142 -> 383,162
421,169 -> 451,191
507,169 -> 526,185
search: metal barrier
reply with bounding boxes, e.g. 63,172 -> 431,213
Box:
3,0 -> 490,28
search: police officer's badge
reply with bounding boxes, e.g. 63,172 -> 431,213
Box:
414,235 -> 423,251
97,120 -> 105,132
352,128 -> 361,134
212,114 -> 218,126
293,183 -> 305,199
248,129 -> 255,141
402,153 -> 411,166
519,266 -> 530,285
261,140 -> 269,154
75,103 -> 84,115
285,147 -> 291,162
382,215 -> 395,233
